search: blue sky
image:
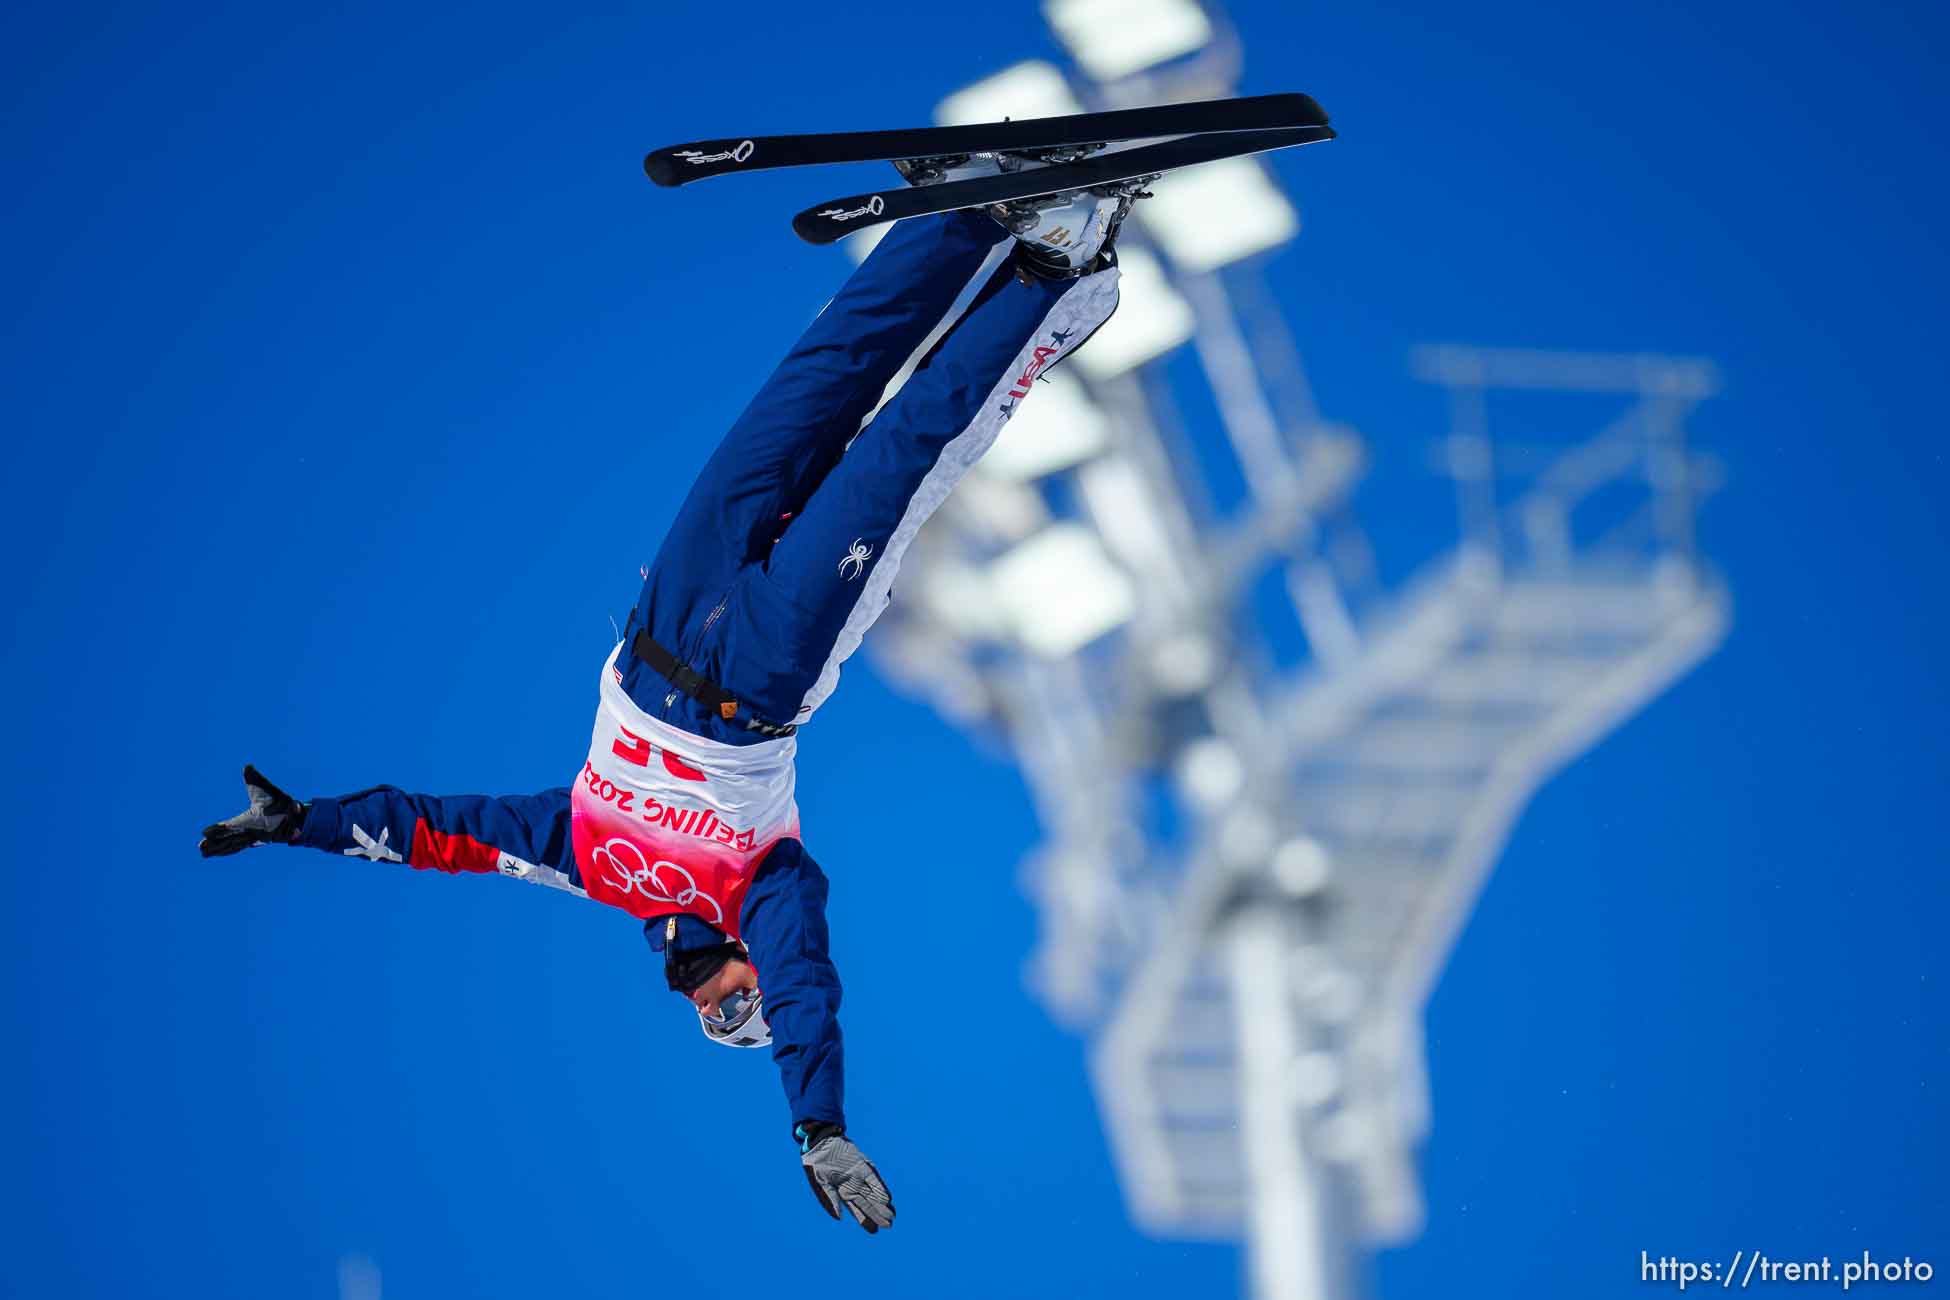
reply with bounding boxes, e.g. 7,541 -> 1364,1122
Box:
4,2 -> 1944,1297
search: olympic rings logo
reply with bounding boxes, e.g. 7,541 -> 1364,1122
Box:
590,836 -> 725,926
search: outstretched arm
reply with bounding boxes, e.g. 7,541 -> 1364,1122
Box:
738,837 -> 845,1132
200,766 -> 580,893
737,840 -> 894,1234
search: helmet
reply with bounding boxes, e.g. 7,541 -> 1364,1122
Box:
697,987 -> 771,1048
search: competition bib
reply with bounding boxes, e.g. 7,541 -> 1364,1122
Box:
570,646 -> 799,939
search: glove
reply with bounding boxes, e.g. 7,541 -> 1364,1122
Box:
797,1125 -> 896,1234
199,765 -> 307,857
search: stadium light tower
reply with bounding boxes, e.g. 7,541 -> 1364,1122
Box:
855,5 -> 1731,1296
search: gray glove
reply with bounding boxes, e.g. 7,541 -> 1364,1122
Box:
798,1129 -> 896,1234
199,765 -> 307,857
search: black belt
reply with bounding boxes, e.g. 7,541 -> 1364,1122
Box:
632,629 -> 796,738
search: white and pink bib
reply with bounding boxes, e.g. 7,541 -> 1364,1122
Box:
570,645 -> 800,939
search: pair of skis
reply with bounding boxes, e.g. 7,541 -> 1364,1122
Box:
643,93 -> 1335,245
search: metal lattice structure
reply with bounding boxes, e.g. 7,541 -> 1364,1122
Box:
857,5 -> 1730,1295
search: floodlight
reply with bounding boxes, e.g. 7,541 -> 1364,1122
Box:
980,369 -> 1112,480
1140,156 -> 1298,271
988,523 -> 1136,656
1077,454 -> 1177,575
1272,837 -> 1330,896
1175,736 -> 1244,805
936,61 -> 1084,127
916,562 -> 1009,639
1072,245 -> 1194,379
1147,631 -> 1219,693
1044,0 -> 1215,81
951,471 -> 1052,542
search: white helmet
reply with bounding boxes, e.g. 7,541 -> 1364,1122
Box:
698,988 -> 771,1048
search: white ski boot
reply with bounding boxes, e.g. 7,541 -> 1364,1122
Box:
896,149 -> 1151,278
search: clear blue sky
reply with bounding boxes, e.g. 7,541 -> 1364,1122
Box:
4,2 -> 1944,1297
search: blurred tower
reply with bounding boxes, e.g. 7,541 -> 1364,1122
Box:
852,3 -> 1730,1296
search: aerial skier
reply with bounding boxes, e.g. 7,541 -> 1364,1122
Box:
198,179 -> 1137,1232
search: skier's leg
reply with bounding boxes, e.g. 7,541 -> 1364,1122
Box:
653,210 -> 1009,565
711,254 -> 1122,724
629,211 -> 1012,660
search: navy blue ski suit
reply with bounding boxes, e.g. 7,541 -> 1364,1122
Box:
291,210 -> 1121,1134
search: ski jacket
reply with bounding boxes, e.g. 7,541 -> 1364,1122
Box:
293,771 -> 844,1132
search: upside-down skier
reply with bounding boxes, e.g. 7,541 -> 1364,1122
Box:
199,172 -> 1140,1231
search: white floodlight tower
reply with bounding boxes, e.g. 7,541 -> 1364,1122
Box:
859,7 -> 1730,1298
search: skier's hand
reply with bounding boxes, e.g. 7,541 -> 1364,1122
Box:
799,1129 -> 895,1234
199,765 -> 307,857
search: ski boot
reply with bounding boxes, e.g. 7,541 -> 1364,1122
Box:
896,148 -> 1152,279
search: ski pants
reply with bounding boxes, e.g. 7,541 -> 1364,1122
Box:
620,210 -> 1122,744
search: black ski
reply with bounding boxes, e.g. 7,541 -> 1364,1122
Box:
644,93 -> 1328,187
789,124 -> 1334,245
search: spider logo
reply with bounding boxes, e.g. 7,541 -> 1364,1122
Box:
838,538 -> 872,582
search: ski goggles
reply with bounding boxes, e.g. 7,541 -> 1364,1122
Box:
697,988 -> 771,1049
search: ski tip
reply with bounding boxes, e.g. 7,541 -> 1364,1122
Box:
790,211 -> 845,246
643,151 -> 683,187
1290,92 -> 1331,127
1230,90 -> 1331,127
